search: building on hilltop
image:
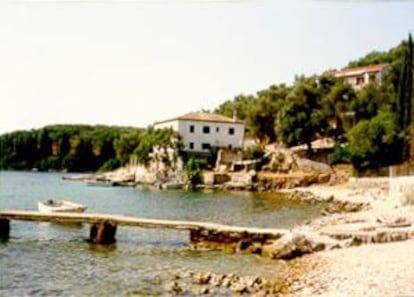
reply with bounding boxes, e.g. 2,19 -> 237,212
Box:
326,64 -> 389,90
153,111 -> 245,154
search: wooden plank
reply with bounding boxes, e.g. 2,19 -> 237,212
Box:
0,210 -> 287,237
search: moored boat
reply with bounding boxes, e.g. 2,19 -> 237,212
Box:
37,200 -> 87,213
86,180 -> 115,187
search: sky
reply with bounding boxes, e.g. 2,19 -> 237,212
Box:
0,0 -> 413,134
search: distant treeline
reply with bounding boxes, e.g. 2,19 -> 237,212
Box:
0,125 -> 138,172
0,124 -> 181,172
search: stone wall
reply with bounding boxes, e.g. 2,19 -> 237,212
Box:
215,148 -> 243,171
230,171 -> 256,185
203,172 -> 231,185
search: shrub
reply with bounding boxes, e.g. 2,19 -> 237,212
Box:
184,157 -> 203,187
243,145 -> 265,160
275,152 -> 285,163
331,144 -> 352,164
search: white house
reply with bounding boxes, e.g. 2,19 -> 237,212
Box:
153,111 -> 245,153
327,64 -> 389,90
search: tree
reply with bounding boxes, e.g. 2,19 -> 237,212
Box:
408,33 -> 414,160
133,127 -> 183,166
114,129 -> 143,165
247,84 -> 288,144
276,77 -> 328,152
352,84 -> 393,122
215,94 -> 256,122
184,157 -> 202,187
347,110 -> 402,171
396,33 -> 413,161
321,78 -> 357,140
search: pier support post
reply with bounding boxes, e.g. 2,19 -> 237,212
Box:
189,227 -> 284,253
0,219 -> 10,241
190,228 -> 244,251
89,221 -> 117,244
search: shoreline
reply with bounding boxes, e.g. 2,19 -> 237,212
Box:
273,180 -> 414,296
62,169 -> 414,295
162,180 -> 414,295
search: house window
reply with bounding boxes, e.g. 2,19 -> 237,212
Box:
356,77 -> 364,85
216,127 -> 220,133
203,126 -> 210,134
202,143 -> 211,150
189,125 -> 194,133
228,127 -> 235,135
189,142 -> 194,150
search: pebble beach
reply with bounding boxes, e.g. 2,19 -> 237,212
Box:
281,240 -> 414,297
279,178 -> 414,297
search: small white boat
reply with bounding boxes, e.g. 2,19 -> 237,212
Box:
37,200 -> 87,213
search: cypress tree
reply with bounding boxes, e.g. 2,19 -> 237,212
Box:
407,33 -> 413,161
396,33 -> 413,161
397,51 -> 408,131
408,33 -> 413,125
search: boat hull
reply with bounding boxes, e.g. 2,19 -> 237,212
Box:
37,200 -> 87,213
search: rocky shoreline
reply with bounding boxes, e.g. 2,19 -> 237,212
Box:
163,181 -> 414,295
64,169 -> 414,296
164,270 -> 273,296
268,182 -> 414,296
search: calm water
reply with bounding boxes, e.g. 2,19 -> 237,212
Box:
0,171 -> 324,296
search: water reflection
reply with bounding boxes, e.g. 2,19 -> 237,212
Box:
47,222 -> 84,230
88,242 -> 118,254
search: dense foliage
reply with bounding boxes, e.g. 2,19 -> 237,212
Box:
216,85 -> 288,144
0,124 -> 181,172
276,76 -> 329,152
346,110 -> 401,170
216,35 -> 413,171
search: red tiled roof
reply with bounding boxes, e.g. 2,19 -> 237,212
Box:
326,63 -> 389,78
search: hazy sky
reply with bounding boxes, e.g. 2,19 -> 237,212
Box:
0,0 -> 413,134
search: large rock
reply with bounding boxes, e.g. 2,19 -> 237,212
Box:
261,230 -> 342,259
296,158 -> 333,175
262,233 -> 297,259
264,147 -> 333,175
134,166 -> 157,184
292,231 -> 341,253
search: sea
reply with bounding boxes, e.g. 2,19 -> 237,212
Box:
0,171 -> 325,296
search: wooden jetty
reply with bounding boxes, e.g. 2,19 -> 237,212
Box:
0,210 -> 287,250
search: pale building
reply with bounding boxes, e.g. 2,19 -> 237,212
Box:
153,111 -> 245,153
327,64 -> 389,90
